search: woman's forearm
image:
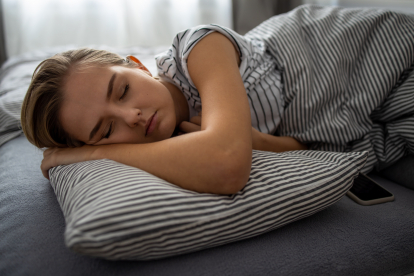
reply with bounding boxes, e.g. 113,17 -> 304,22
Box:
253,132 -> 308,152
92,129 -> 251,194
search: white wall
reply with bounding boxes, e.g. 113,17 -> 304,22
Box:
3,0 -> 232,58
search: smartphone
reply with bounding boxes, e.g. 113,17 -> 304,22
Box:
346,173 -> 394,206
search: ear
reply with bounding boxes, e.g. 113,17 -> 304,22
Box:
126,55 -> 152,76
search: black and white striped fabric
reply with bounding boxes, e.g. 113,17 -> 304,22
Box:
244,5 -> 414,173
155,24 -> 285,134
156,5 -> 414,174
49,150 -> 367,260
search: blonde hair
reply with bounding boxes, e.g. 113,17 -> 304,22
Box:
21,48 -> 137,148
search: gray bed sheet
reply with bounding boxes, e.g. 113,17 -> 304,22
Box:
1,135 -> 414,276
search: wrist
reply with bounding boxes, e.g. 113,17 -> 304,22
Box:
89,144 -> 105,160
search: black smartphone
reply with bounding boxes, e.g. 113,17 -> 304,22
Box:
346,173 -> 394,205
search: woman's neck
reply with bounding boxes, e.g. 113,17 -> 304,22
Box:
160,79 -> 189,126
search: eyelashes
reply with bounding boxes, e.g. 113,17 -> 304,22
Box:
119,84 -> 129,100
104,122 -> 113,139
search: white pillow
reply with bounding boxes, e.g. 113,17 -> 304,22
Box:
49,150 -> 367,260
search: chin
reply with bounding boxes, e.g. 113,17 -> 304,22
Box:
158,132 -> 174,142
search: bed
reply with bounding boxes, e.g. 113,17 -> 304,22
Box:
2,6 -> 414,276
2,135 -> 414,275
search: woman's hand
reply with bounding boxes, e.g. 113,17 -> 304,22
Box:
41,145 -> 97,180
179,115 -> 307,152
178,115 -> 202,134
251,127 -> 266,150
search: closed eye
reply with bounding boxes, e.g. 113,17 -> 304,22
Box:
120,84 -> 129,100
104,122 -> 113,139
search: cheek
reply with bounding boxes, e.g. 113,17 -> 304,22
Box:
119,128 -> 144,144
160,113 -> 176,137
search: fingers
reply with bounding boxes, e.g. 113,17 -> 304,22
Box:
179,113 -> 202,134
179,121 -> 201,133
41,147 -> 56,180
41,159 -> 50,180
41,167 -> 49,180
190,115 -> 202,126
40,146 -> 95,180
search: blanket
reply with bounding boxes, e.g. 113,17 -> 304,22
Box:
246,5 -> 414,172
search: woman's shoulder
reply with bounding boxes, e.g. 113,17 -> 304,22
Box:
155,24 -> 249,63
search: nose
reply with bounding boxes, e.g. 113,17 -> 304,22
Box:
120,107 -> 144,128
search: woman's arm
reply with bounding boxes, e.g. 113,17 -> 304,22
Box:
251,127 -> 308,152
42,32 -> 252,195
180,116 -> 308,152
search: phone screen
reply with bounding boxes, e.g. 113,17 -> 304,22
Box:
350,174 -> 393,201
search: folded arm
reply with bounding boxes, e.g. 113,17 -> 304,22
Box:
251,127 -> 308,152
181,116 -> 308,152
42,32 -> 253,195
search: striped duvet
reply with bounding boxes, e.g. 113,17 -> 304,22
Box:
246,4 -> 414,172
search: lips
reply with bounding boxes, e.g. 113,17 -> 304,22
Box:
145,112 -> 157,136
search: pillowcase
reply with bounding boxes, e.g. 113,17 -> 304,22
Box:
49,150 -> 367,261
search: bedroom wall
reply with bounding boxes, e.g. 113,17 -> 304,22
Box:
231,0 -> 414,36
0,0 -> 6,66
232,0 -> 303,35
2,0 -> 414,64
1,0 -> 232,59
304,0 -> 414,14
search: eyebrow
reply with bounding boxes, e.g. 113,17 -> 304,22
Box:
106,73 -> 117,101
88,73 -> 117,141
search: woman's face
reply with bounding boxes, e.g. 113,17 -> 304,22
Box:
59,64 -> 177,145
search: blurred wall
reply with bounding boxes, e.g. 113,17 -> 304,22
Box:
1,0 -> 232,58
304,0 -> 414,14
232,0 -> 303,35
0,0 -> 6,65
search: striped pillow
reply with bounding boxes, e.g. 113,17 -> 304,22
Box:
49,150 -> 367,260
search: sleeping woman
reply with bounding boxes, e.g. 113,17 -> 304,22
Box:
20,5 -> 414,194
